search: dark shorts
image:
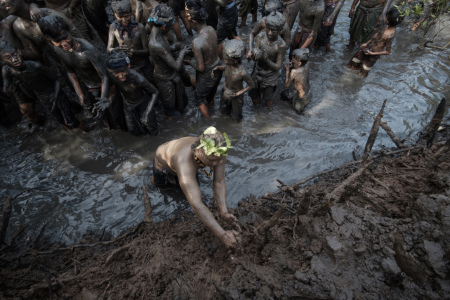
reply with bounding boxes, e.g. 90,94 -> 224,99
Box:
349,5 -> 383,45
220,88 -> 244,122
36,91 -> 81,128
348,49 -> 380,75
12,82 -> 34,104
152,158 -> 180,186
194,59 -> 222,106
290,29 -> 311,58
239,0 -> 258,16
315,3 -> 340,47
154,72 -> 188,117
123,95 -> 159,135
217,2 -> 238,44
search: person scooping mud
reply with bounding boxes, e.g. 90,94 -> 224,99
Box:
151,126 -> 241,248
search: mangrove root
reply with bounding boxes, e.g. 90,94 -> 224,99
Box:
363,99 -> 387,162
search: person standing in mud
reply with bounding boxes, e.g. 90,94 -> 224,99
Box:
38,15 -> 121,129
151,126 -> 241,248
184,0 -> 222,119
348,0 -> 387,47
215,0 -> 239,59
107,51 -> 159,135
108,0 -> 154,85
290,0 -> 324,55
238,0 -> 257,28
246,0 -> 290,60
249,12 -> 287,108
0,0 -> 81,61
281,0 -> 300,29
148,4 -> 190,119
212,39 -> 255,122
39,0 -> 92,40
169,0 -> 193,41
314,0 -> 345,52
347,7 -> 402,77
281,48 -> 311,114
0,40 -> 85,130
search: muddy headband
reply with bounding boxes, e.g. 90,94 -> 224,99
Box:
147,16 -> 175,26
107,57 -> 130,69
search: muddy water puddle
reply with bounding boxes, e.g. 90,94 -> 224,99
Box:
1,3 -> 449,244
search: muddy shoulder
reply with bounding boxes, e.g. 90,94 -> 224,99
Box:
1,138 -> 450,299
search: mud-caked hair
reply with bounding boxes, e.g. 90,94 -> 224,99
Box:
106,50 -> 130,70
0,40 -> 17,55
292,48 -> 309,66
262,0 -> 283,16
148,3 -> 175,27
265,11 -> 285,31
37,15 -> 70,41
222,39 -> 245,62
185,0 -> 208,22
111,0 -> 132,15
386,7 -> 403,26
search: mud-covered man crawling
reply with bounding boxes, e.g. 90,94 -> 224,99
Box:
151,127 -> 241,248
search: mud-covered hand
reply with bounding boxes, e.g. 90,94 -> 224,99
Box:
126,48 -> 135,57
140,114 -> 148,126
324,18 -> 333,26
93,97 -> 111,119
221,212 -> 242,232
221,230 -> 240,248
30,5 -> 45,21
246,50 -> 252,61
349,8 -> 355,18
283,62 -> 292,71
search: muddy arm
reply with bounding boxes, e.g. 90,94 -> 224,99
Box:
235,69 -> 255,96
247,21 -> 263,58
284,66 -> 294,88
106,25 -> 117,53
302,11 -> 324,49
325,0 -> 345,25
178,167 -> 232,246
349,0 -> 359,17
185,41 -> 203,72
157,46 -> 188,72
66,71 -> 86,107
2,66 -> 11,94
265,44 -> 287,72
13,25 -> 42,60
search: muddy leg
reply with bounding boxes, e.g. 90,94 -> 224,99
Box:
179,10 -> 193,36
19,103 -> 42,124
252,98 -> 260,106
173,16 -> 182,41
265,99 -> 273,107
239,15 -> 247,28
198,103 -> 211,118
251,12 -> 257,23
348,38 -> 355,48
326,43 -> 332,52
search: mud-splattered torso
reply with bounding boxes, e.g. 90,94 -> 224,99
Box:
291,64 -> 310,98
112,69 -> 157,104
298,0 -> 325,31
5,61 -> 54,95
254,32 -> 287,71
110,23 -> 148,66
252,17 -> 291,46
370,26 -> 395,53
55,38 -> 104,87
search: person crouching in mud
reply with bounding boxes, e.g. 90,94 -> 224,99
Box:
107,51 -> 159,135
151,126 -> 241,248
282,48 -> 311,114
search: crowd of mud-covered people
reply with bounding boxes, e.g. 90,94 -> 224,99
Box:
0,0 -> 405,133
0,0 -> 405,247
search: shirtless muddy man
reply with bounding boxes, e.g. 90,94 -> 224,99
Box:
151,127 -> 240,248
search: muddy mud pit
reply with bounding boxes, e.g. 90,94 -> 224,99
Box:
0,1 -> 450,299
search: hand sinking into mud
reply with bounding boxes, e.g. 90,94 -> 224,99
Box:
222,230 -> 241,248
93,98 -> 111,119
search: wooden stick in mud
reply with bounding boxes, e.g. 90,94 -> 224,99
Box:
326,161 -> 373,207
363,100 -> 387,162
256,205 -> 286,234
290,145 -> 423,188
425,98 -> 446,148
0,190 -> 27,247
142,185 -> 153,223
380,121 -> 408,149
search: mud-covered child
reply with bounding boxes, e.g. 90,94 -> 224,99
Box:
347,7 -> 403,77
107,51 -> 159,135
212,39 -> 255,122
0,40 -> 84,130
281,48 -> 311,114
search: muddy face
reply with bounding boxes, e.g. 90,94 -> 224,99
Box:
114,12 -> 132,27
109,67 -> 130,82
0,0 -> 21,15
1,50 -> 23,68
266,27 -> 280,41
51,33 -> 74,52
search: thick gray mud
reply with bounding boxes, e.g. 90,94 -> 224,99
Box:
0,2 -> 449,244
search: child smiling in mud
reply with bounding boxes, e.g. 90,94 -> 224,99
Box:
347,7 -> 404,77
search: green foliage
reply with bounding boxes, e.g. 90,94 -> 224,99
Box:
197,132 -> 232,157
395,0 -> 449,28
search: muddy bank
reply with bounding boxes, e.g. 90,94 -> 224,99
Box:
1,132 -> 449,299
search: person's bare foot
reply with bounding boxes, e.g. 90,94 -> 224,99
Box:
326,44 -> 332,52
